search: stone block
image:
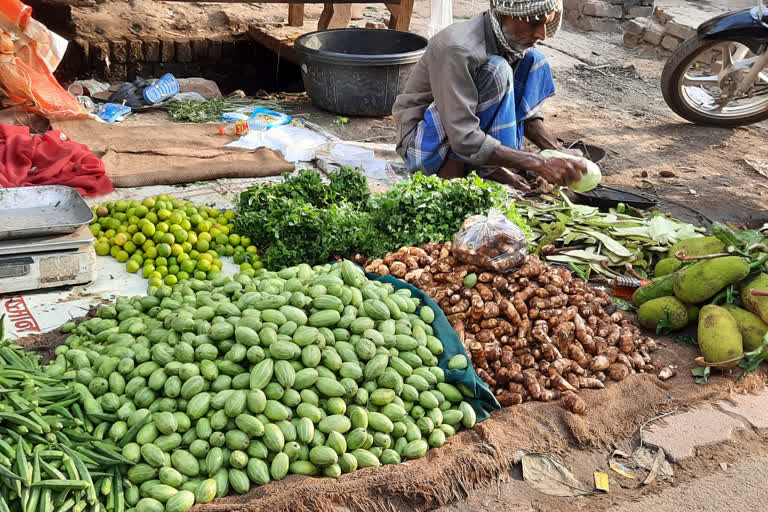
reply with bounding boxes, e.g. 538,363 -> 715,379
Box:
143,40 -> 160,62
161,39 -> 175,62
661,35 -> 680,51
574,15 -> 622,32
177,78 -> 222,99
175,41 -> 192,63
626,6 -> 654,18
624,18 -> 648,35
665,21 -> 696,41
643,24 -> 664,45
111,40 -> 127,63
643,405 -> 747,462
582,1 -> 623,18
127,40 -> 142,62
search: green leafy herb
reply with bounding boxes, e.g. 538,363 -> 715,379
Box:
234,169 -> 529,269
163,98 -> 288,123
738,333 -> 768,375
671,335 -> 696,346
712,222 -> 764,254
612,297 -> 637,311
656,309 -> 674,335
691,365 -> 711,384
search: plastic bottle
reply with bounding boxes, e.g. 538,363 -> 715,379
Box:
218,119 -> 255,136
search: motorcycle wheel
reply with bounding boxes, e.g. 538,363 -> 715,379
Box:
661,35 -> 768,127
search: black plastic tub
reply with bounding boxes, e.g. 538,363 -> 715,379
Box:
294,28 -> 428,116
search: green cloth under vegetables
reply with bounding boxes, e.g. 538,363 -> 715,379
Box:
366,272 -> 501,421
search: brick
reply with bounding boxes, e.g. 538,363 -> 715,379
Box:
143,40 -> 160,62
175,41 -> 192,63
191,38 -> 208,59
563,0 -> 588,11
111,40 -> 127,63
623,32 -> 643,48
623,18 -> 648,35
127,40 -> 143,62
207,38 -> 222,60
582,1 -> 623,18
221,39 -> 235,58
661,35 -> 680,51
643,25 -> 664,45
161,39 -> 175,62
643,405 -> 747,462
91,41 -> 110,65
626,6 -> 654,18
665,21 -> 696,41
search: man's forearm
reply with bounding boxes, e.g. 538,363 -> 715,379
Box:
485,145 -> 544,173
524,118 -> 562,151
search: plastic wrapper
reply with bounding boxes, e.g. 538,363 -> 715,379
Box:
452,209 -> 528,272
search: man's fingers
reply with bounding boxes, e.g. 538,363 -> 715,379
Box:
510,174 -> 532,192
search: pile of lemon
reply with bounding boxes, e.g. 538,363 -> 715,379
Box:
89,194 -> 262,288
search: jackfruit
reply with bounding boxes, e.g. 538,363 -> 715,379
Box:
667,236 -> 726,259
741,273 -> 768,324
632,273 -> 676,307
697,305 -> 743,367
654,258 -> 682,277
637,296 -> 688,331
673,256 -> 749,304
685,304 -> 700,325
722,304 -> 768,352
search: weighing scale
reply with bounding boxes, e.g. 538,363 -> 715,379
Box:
0,186 -> 98,295
0,225 -> 98,294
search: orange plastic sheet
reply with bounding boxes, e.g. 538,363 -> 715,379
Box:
0,1 -> 87,118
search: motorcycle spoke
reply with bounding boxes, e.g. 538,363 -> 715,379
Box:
682,74 -> 718,86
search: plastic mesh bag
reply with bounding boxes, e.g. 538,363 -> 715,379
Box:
452,208 -> 528,272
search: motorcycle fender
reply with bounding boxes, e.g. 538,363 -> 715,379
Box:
698,8 -> 768,54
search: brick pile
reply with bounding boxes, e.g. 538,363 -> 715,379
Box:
622,9 -> 697,52
564,0 -> 655,33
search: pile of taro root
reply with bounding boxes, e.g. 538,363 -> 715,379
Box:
362,243 -> 674,414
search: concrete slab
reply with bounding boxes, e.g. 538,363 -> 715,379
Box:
643,405 -> 747,462
716,389 -> 768,430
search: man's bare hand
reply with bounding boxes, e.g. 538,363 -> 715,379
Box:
533,155 -> 587,187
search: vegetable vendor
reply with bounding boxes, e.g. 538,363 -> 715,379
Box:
393,0 -> 586,191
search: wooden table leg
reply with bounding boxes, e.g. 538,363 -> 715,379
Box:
288,3 -> 305,27
387,0 -> 413,30
318,3 -> 352,29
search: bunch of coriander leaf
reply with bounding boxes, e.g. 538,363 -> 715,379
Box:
234,169 -> 530,269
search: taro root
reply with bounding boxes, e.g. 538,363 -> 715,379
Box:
367,244 -> 662,414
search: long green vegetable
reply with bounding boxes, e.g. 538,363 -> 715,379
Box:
0,330 -> 123,512
517,190 -> 704,275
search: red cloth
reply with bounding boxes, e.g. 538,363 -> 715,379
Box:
0,123 -> 113,196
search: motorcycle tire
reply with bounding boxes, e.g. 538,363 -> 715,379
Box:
661,35 -> 768,127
